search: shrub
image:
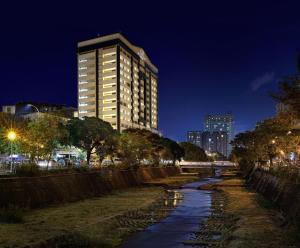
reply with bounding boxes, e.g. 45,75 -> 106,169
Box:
73,166 -> 90,173
15,163 -> 41,177
0,205 -> 24,223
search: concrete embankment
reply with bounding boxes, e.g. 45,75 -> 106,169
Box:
247,168 -> 300,226
0,167 -> 180,209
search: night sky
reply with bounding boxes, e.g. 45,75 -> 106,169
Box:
1,1 -> 300,141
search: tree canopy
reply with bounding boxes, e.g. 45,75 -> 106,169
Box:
180,142 -> 208,161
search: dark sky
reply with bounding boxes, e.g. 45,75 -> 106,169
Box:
1,1 -> 300,141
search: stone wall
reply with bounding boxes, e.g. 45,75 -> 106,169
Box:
0,167 -> 180,209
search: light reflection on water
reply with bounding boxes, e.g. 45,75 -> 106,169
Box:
164,190 -> 184,207
123,177 -> 222,248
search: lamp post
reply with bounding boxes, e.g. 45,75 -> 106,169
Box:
7,130 -> 17,173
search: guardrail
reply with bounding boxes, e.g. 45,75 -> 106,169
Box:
179,161 -> 237,167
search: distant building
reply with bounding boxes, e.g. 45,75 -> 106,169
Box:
2,105 -> 16,115
187,131 -> 202,147
204,113 -> 234,156
77,33 -> 158,132
1,102 -> 77,119
202,131 -> 228,157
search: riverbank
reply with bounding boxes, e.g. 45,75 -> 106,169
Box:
195,170 -> 298,248
0,174 -> 199,248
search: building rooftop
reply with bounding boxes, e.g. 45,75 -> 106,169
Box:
78,33 -> 158,73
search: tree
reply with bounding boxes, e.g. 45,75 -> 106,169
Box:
65,117 -> 114,165
116,131 -> 151,168
21,115 -> 66,166
124,129 -> 165,166
95,132 -> 118,165
180,142 -> 208,161
161,138 -> 184,165
231,112 -> 300,170
272,75 -> 300,117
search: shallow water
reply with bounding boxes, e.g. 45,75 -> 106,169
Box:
122,177 -> 221,248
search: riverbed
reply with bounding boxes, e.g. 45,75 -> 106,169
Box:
123,176 -> 221,248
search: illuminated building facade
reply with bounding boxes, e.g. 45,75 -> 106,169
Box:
77,33 -> 158,132
204,113 -> 234,156
187,131 -> 202,147
202,131 -> 228,157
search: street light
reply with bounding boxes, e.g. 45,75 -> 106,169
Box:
7,130 -> 17,173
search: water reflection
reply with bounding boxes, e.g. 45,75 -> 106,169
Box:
164,190 -> 184,207
123,177 -> 221,248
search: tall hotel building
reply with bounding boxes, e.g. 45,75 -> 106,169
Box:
77,33 -> 158,132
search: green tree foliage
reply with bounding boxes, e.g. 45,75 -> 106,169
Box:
65,117 -> 114,165
180,142 -> 208,161
123,129 -> 166,165
116,129 -> 184,167
161,138 -> 184,165
272,75 -> 300,117
95,132 -> 118,164
231,112 -> 300,171
21,115 -> 67,165
116,131 -> 151,168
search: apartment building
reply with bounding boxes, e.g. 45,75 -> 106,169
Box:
77,33 -> 158,132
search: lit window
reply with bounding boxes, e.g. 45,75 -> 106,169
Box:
103,52 -> 116,57
79,59 -> 87,63
103,83 -> 116,88
103,60 -> 116,65
79,96 -> 88,99
79,74 -> 87,77
103,91 -> 116,96
103,67 -> 116,73
79,89 -> 88,92
79,81 -> 88,85
103,75 -> 116,80
79,67 -> 87,70
103,114 -> 116,118
103,98 -> 116,103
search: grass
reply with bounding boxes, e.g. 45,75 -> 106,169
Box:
0,187 -> 163,247
144,174 -> 200,187
210,171 -> 292,248
0,205 -> 24,223
0,174 -> 198,247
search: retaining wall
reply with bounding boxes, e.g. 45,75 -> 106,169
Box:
0,167 -> 180,209
248,168 -> 300,224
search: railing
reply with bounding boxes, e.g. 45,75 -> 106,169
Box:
179,161 -> 237,167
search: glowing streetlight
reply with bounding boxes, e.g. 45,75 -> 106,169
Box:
7,131 -> 17,141
271,139 -> 276,144
7,130 -> 17,173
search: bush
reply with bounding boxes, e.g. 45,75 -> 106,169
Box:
73,166 -> 90,173
0,205 -> 24,223
15,163 -> 41,177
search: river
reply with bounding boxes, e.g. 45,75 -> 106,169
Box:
122,175 -> 221,248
